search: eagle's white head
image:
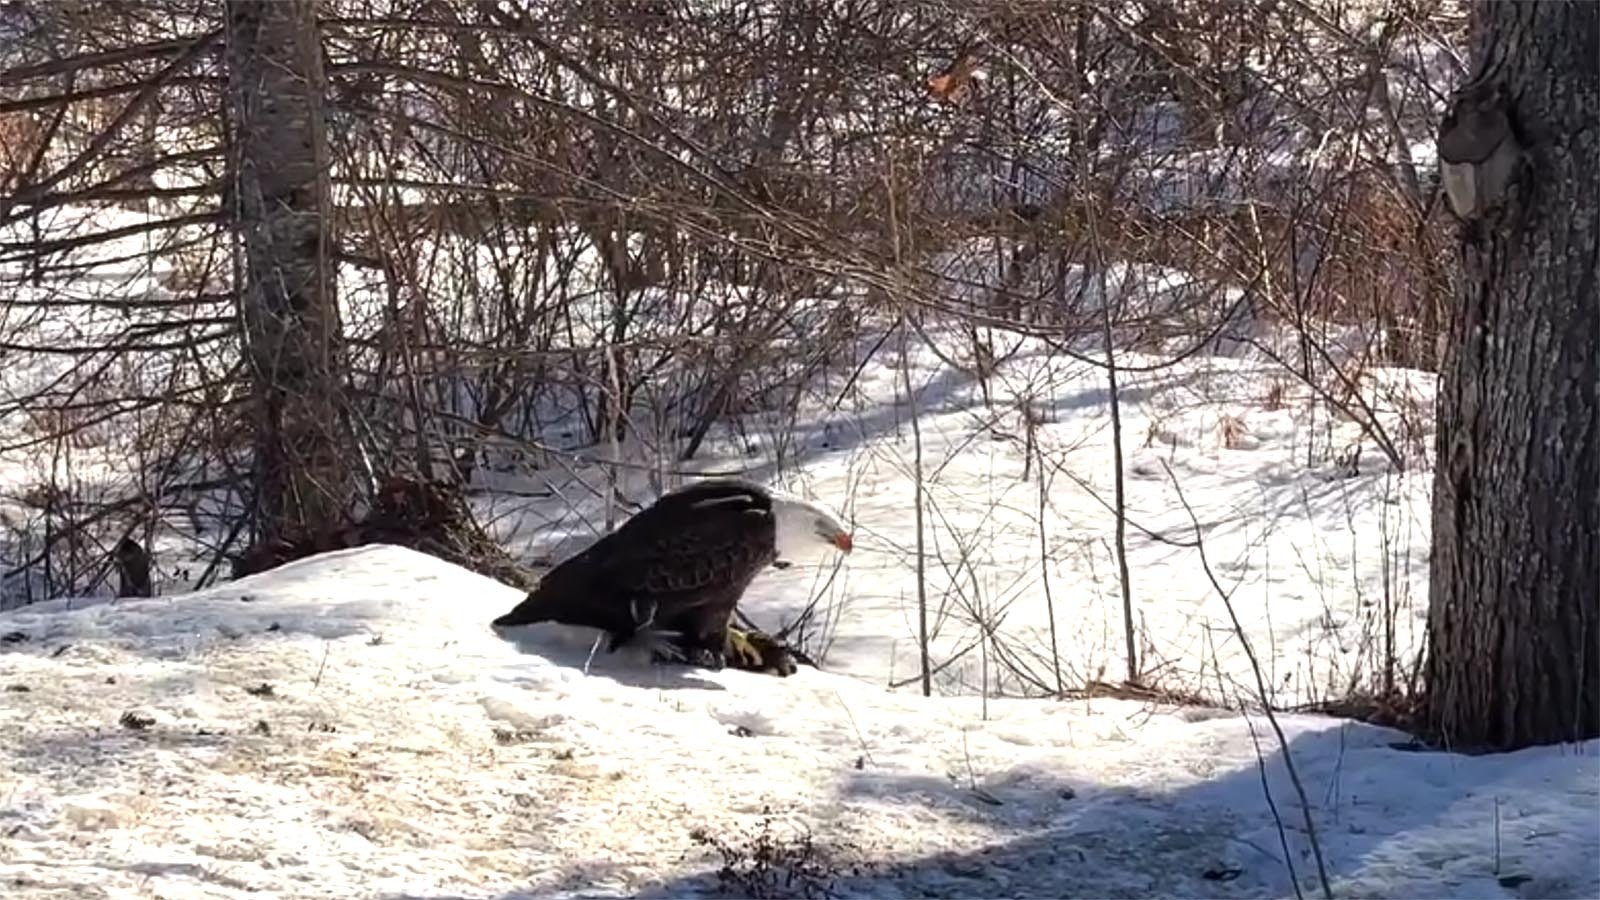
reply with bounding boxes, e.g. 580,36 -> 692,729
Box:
770,492 -> 853,559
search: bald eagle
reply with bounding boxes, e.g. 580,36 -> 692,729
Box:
490,478 -> 852,670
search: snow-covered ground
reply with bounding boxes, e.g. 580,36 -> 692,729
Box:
1,546 -> 1594,899
471,330 -> 1437,710
2,203 -> 1438,709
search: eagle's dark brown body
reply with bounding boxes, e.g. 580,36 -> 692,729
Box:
491,479 -> 783,668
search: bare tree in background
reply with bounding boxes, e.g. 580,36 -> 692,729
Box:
1425,0 -> 1598,751
226,0 -> 354,545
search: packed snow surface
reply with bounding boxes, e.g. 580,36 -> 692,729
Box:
1,546 -> 1595,899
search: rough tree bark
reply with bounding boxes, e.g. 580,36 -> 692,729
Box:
1425,1 -> 1599,751
225,0 -> 353,544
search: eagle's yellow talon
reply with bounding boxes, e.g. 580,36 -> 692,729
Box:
726,627 -> 798,677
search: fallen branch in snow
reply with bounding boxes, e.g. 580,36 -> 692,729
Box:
1062,678 -> 1221,708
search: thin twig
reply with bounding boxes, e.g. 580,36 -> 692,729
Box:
1162,461 -> 1334,900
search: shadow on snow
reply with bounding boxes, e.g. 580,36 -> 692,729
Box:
384,720 -> 1598,900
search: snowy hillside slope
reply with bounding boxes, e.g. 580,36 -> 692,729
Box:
2,545 -> 1594,899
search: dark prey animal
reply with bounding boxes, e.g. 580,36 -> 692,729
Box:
490,478 -> 853,670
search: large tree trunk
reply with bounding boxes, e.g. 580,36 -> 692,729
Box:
226,0 -> 353,544
1425,1 -> 1599,752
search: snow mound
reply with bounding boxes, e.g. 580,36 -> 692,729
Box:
1,545 -> 1594,899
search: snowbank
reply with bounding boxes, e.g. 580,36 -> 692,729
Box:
1,545 -> 1593,898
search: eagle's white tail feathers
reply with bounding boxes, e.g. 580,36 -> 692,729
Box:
581,626 -> 687,674
629,627 -> 688,663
